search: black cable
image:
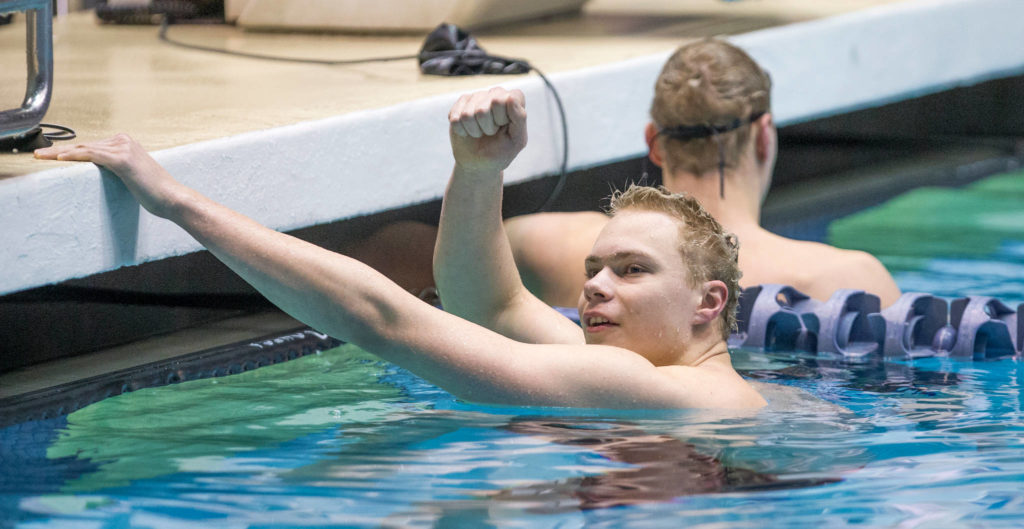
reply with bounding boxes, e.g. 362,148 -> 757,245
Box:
157,18 -> 569,213
530,66 -> 570,213
39,123 -> 77,142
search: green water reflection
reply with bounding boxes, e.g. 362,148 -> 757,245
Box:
47,344 -> 408,492
829,169 -> 1024,272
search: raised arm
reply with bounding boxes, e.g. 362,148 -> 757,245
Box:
30,136 -> 534,402
35,135 -> 725,409
435,88 -> 584,344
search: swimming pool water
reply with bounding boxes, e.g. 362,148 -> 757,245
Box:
2,170 -> 1023,528
3,345 -> 1022,528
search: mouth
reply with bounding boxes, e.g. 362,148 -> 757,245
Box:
583,314 -> 618,332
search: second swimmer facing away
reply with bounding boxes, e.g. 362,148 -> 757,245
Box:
506,38 -> 901,308
35,88 -> 766,410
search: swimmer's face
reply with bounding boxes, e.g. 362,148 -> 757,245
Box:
577,210 -> 704,365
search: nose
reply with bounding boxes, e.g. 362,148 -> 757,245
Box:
582,268 -> 614,302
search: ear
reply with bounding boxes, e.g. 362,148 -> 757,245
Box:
644,122 -> 664,167
692,280 -> 728,326
754,113 -> 775,163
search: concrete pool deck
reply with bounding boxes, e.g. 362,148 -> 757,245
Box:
2,0 -> 1023,298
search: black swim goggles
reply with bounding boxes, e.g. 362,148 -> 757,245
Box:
655,111 -> 766,198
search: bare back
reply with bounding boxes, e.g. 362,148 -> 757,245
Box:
732,226 -> 901,306
506,212 -> 900,309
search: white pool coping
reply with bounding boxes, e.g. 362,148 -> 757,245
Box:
1,0 -> 1022,296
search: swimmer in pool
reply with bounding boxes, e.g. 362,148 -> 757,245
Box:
350,39 -> 899,309
506,38 -> 902,308
35,88 -> 764,410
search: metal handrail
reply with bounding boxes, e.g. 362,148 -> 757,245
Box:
0,0 -> 53,140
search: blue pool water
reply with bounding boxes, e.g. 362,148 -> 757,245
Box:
3,348 -> 1022,528
2,171 -> 1023,528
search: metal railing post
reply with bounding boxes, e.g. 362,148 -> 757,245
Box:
0,0 -> 54,140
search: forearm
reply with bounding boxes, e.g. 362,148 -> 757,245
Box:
434,164 -> 527,325
165,189 -> 563,403
166,188 -> 411,349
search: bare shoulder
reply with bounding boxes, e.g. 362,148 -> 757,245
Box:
423,326 -> 767,409
811,243 -> 900,306
659,364 -> 767,409
504,211 -> 608,268
487,342 -> 760,409
772,237 -> 901,307
505,211 -> 609,242
790,240 -> 882,275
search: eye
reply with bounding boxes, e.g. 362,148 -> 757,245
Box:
624,264 -> 647,275
584,267 -> 599,279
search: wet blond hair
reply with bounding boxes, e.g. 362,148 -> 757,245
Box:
650,38 -> 771,175
607,185 -> 741,339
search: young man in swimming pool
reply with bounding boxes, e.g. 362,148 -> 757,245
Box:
505,38 -> 902,308
34,88 -> 765,410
